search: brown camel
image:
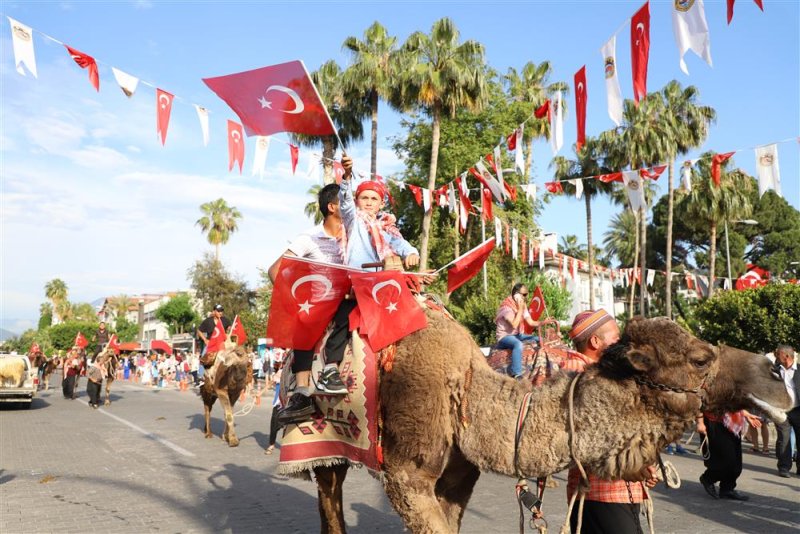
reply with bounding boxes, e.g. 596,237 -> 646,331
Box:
200,345 -> 252,447
310,312 -> 791,534
41,357 -> 60,390
102,352 -> 120,406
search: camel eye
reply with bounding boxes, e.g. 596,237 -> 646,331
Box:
692,359 -> 709,369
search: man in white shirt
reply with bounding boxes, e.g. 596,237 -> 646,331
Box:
774,345 -> 799,478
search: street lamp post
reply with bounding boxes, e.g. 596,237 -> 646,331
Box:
724,219 -> 759,283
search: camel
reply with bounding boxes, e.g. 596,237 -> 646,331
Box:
200,345 -> 252,447
101,352 -> 121,406
307,312 -> 791,534
41,357 -> 60,390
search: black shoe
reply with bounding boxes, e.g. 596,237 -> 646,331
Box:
316,367 -> 348,394
278,393 -> 315,424
719,490 -> 749,501
778,470 -> 791,478
699,475 -> 718,499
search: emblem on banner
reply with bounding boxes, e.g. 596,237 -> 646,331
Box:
12,24 -> 31,41
604,57 -> 615,79
675,0 -> 695,13
759,153 -> 774,167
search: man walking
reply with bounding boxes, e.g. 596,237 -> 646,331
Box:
774,345 -> 799,478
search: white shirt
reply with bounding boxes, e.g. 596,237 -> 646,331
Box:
287,224 -> 344,265
779,360 -> 797,408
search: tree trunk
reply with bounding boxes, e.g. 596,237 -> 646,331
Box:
585,192 -> 595,309
639,205 -> 647,317
370,89 -> 379,180
322,138 -> 335,185
708,222 -> 717,298
629,211 -> 640,319
665,161 -> 675,318
215,243 -> 220,262
419,104 -> 441,271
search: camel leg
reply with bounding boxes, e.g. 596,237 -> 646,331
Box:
315,464 -> 348,534
203,397 -> 215,439
217,389 -> 239,447
104,378 -> 113,406
434,448 -> 481,532
383,456 -> 453,534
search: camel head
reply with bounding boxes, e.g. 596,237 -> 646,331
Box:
702,345 -> 791,422
599,317 -> 717,418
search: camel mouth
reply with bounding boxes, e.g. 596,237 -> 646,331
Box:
747,394 -> 787,423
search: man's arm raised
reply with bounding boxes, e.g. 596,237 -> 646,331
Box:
267,250 -> 297,283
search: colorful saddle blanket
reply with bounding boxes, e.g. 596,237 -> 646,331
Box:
487,343 -> 580,386
278,329 -> 380,478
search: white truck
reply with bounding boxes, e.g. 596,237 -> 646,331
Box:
0,353 -> 39,408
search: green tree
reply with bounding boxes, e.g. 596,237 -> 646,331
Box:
44,278 -> 68,323
114,316 -> 139,343
48,320 -> 99,352
304,184 -> 324,224
401,17 -> 487,270
744,191 -> 800,276
71,302 -> 97,322
603,210 -> 638,267
155,294 -> 200,336
108,294 -> 133,320
343,21 -> 402,179
196,198 -> 243,262
558,235 -> 585,259
187,253 -> 252,317
38,302 -> 53,330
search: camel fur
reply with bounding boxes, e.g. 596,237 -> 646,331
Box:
312,311 -> 791,534
99,349 -> 121,406
0,357 -> 26,388
200,345 -> 252,447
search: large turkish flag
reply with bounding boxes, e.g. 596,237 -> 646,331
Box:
447,238 -> 495,294
203,60 -> 336,137
630,2 -> 650,104
267,256 -> 354,350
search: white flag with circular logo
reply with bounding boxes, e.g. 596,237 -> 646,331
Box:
755,144 -> 781,197
622,170 -> 645,212
672,0 -> 713,75
8,17 -> 37,78
600,36 -> 623,126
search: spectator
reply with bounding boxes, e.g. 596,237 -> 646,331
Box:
698,409 -> 762,500
86,355 -> 105,409
495,283 -> 540,378
773,345 -> 799,478
265,361 -> 285,455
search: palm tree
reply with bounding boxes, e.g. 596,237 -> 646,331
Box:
659,81 -> 716,317
343,22 -> 401,180
44,278 -> 68,324
39,302 -> 53,328
505,62 -> 569,181
686,153 -> 754,297
196,198 -> 243,261
558,235 -> 586,259
304,184 -> 324,224
400,18 -> 487,270
293,60 -> 367,184
603,210 -> 638,267
109,294 -> 133,320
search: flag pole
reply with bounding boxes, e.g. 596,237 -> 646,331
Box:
300,61 -> 349,161
432,237 -> 495,275
480,184 -> 488,298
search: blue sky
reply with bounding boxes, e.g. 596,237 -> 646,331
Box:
2,1 -> 798,334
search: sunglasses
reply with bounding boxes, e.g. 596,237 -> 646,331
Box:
519,292 -> 529,296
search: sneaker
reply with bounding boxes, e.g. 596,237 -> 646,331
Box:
675,445 -> 688,455
665,445 -> 675,455
778,470 -> 791,478
719,490 -> 749,501
278,393 -> 315,424
316,367 -> 348,394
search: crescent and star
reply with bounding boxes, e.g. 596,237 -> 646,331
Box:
291,274 -> 333,315
371,279 -> 402,313
158,93 -> 171,108
258,85 -> 305,114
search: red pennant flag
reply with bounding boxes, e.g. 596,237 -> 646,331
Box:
266,256 -> 353,350
156,89 -> 174,146
230,315 -> 248,346
485,153 -> 498,176
64,45 -> 99,91
108,334 -> 121,355
469,166 -> 505,202
503,182 -> 518,202
481,187 -> 493,220
74,331 -> 88,349
332,161 -> 346,184
289,144 -> 299,175
408,184 -> 423,206
504,223 -> 510,254
545,181 -> 564,194
598,172 -> 623,183
205,319 -> 227,354
711,152 -> 735,187
528,286 -> 546,321
639,165 -> 667,180
631,2 -> 651,104
533,99 -> 551,122
521,234 -> 528,264
202,60 -> 336,137
228,120 -> 245,173
447,238 -> 496,294
350,271 -> 428,351
506,130 -> 517,151
727,0 -> 764,25
574,66 -> 587,151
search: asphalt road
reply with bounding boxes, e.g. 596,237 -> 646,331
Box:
1,374 -> 797,533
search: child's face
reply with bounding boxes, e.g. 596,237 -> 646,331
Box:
356,190 -> 384,215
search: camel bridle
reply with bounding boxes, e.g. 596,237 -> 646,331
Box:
632,372 -> 710,397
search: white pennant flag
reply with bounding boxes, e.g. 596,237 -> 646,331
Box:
422,188 -> 432,213
755,144 -> 782,197
194,105 -> 210,146
646,269 -> 656,287
550,90 -> 564,155
539,245 -> 545,270
448,183 -> 457,212
571,258 -> 578,279
571,178 -> 584,200
477,161 -> 506,201
522,183 -> 537,203
622,170 -> 645,212
8,17 -> 37,78
111,67 -> 139,98
251,136 -> 271,178
512,228 -> 519,260
307,154 -> 320,182
672,0 -> 713,75
681,162 -> 693,191
562,256 -> 569,280
528,242 -> 534,266
600,36 -> 624,126
494,217 -> 502,248
493,146 -> 504,192
515,125 -> 525,175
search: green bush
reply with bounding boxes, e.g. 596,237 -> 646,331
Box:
48,320 -> 99,352
694,284 -> 800,352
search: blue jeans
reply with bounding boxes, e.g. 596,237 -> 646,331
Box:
496,334 -> 537,377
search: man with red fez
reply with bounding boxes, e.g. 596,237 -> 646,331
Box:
560,309 -> 659,533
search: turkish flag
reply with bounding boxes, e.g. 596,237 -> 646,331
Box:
481,187 -> 493,220
503,182 -> 518,202
528,286 -> 546,321
290,144 -> 299,175
266,256 -> 353,350
64,45 -> 99,91
202,60 -> 336,137
108,334 -> 121,355
332,161 -> 345,184
230,315 -> 248,346
408,184 -> 423,206
545,181 -> 564,194
711,152 -> 735,187
640,165 -> 667,180
74,331 -> 88,349
156,89 -> 174,146
631,2 -> 650,104
205,319 -> 227,354
447,238 -> 495,294
735,265 -> 770,290
534,99 -> 551,122
350,271 -> 428,351
506,130 -> 517,151
598,172 -> 623,183
574,66 -> 587,151
228,120 -> 245,173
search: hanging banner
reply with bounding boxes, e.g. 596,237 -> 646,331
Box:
601,35 -> 623,126
574,66 -> 587,151
672,0 -> 713,75
755,144 -> 782,197
195,105 -> 210,146
8,17 -> 37,78
112,67 -> 139,98
631,2 -> 651,104
252,136 -> 271,178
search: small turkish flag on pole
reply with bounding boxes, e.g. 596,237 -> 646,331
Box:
445,238 -> 496,294
203,60 -> 337,137
74,331 -> 88,349
108,334 -> 121,355
229,315 -> 248,346
205,318 -> 228,354
630,2 -> 651,104
528,286 -> 547,321
64,45 -> 99,91
156,88 -> 174,146
574,66 -> 587,151
228,120 -> 245,173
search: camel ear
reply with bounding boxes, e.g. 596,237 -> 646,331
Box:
625,345 -> 656,373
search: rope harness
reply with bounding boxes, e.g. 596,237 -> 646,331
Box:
513,391 -> 547,534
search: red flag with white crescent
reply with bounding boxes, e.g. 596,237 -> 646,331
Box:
230,315 -> 248,346
533,99 -> 551,122
205,318 -> 228,354
74,331 -> 88,349
574,66 -> 587,151
290,144 -> 299,175
228,120 -> 245,174
447,238 -> 496,294
108,334 -> 121,355
156,88 -> 174,146
65,45 -> 99,91
631,2 -> 650,104
332,161 -> 345,184
528,286 -> 546,321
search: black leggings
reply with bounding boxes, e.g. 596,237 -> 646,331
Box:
292,299 -> 356,373
570,500 -> 642,534
87,380 -> 102,405
701,417 -> 743,493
